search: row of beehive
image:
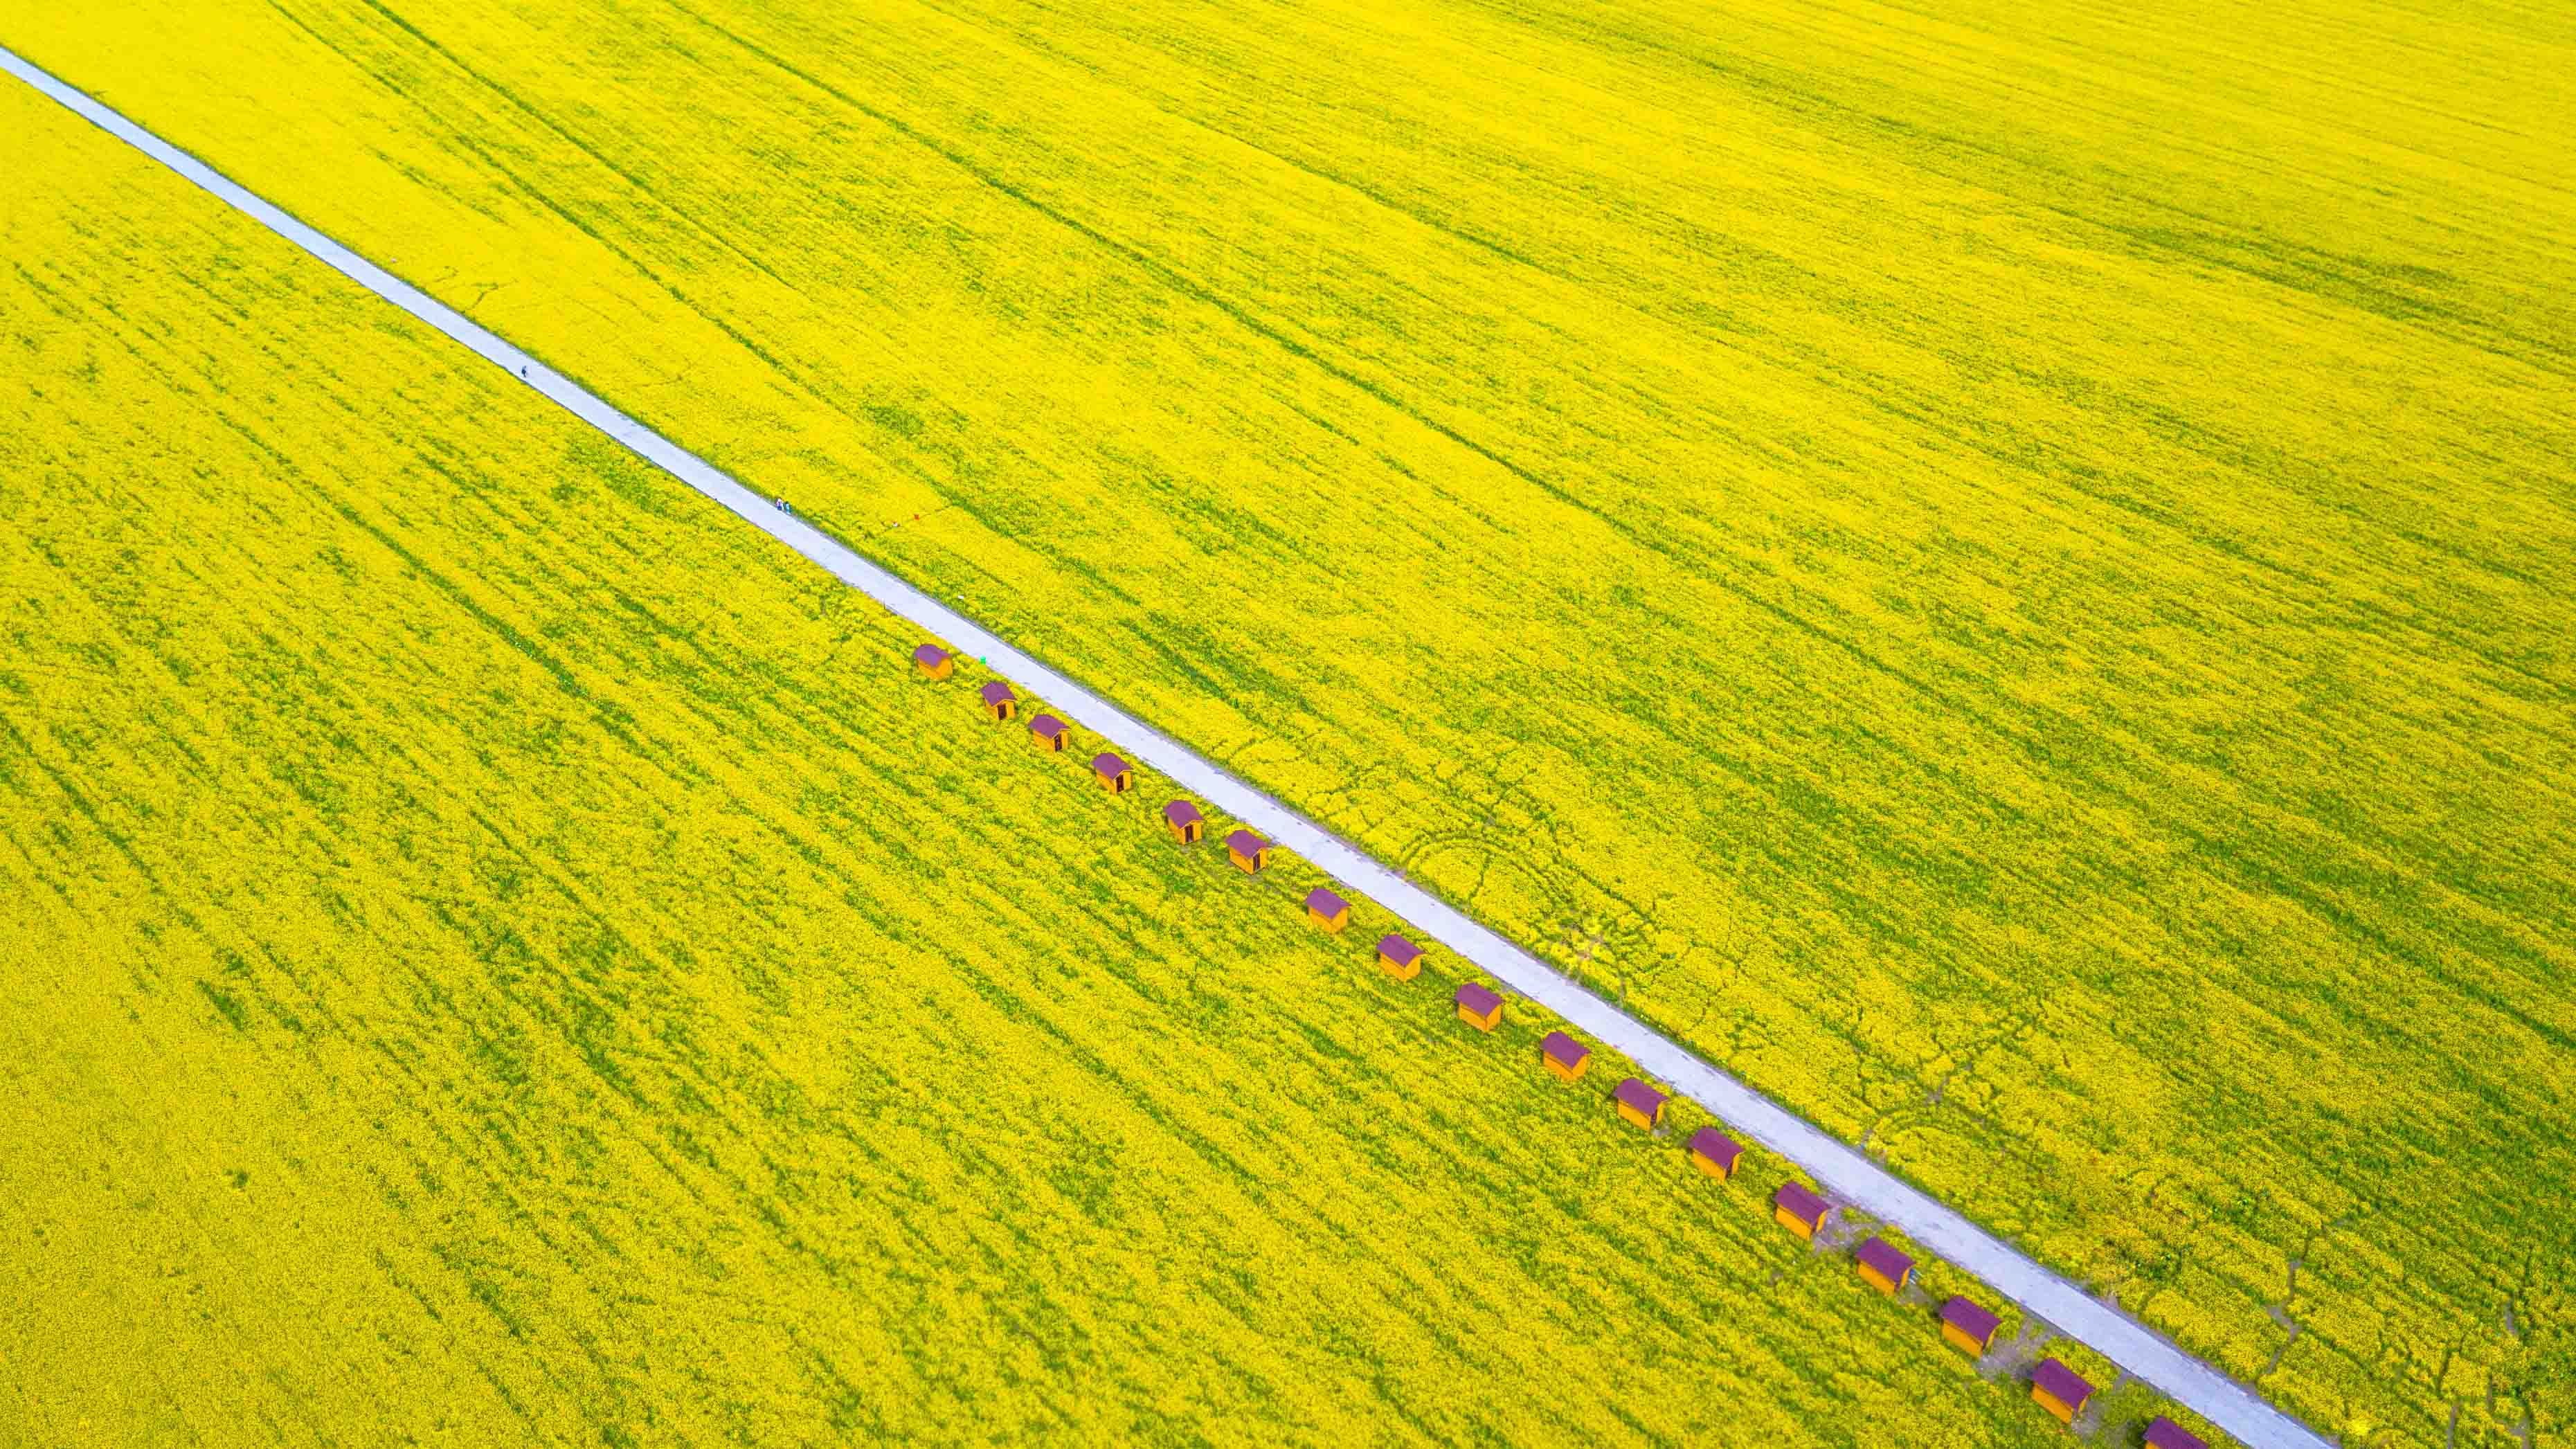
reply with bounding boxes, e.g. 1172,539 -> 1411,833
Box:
914,644 -> 2213,1448
1452,993 -> 2206,1443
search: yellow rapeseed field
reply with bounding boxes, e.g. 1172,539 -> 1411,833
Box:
6,0 -> 2573,1440
0,77 -> 2114,1446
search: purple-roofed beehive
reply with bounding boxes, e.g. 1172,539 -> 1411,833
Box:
1541,1030 -> 1590,1081
1940,1295 -> 2001,1356
1612,1077 -> 1666,1128
1774,1182 -> 1829,1238
1029,713 -> 1069,751
2143,1417 -> 2208,1449
1454,981 -> 1503,1030
1376,933 -> 1423,979
2030,1359 -> 2094,1421
911,642 -> 952,678
978,681 -> 1016,718
1225,829 -> 1270,873
1092,752 -> 1133,792
1162,800 -> 1203,843
1687,1126 -> 1742,1178
1304,887 -> 1350,932
1854,1237 -> 1915,1293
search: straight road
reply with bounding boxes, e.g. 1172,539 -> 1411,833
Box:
2,44 -> 2328,1449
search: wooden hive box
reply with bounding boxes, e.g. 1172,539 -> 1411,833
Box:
2030,1359 -> 2093,1425
1376,933 -> 1423,980
1938,1296 -> 2000,1358
1612,1077 -> 1666,1131
912,643 -> 953,680
1092,752 -> 1133,793
1454,982 -> 1503,1032
1854,1237 -> 1915,1296
1773,1182 -> 1830,1241
1304,887 -> 1350,932
1029,714 -> 1070,752
1540,1031 -> 1590,1082
1162,800 -> 1204,845
1686,1126 -> 1742,1180
1225,829 -> 1271,873
978,681 -> 1016,720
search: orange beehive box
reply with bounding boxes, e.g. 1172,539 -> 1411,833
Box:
1454,982 -> 1503,1032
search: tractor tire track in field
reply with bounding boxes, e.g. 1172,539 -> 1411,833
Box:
1,45 -> 2330,1449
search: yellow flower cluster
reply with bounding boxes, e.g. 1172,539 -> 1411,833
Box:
1,80 -> 2087,1446
7,0 -> 2571,1439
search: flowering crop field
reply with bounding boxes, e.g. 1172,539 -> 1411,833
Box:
6,0 -> 2575,1441
0,78 -> 2119,1446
